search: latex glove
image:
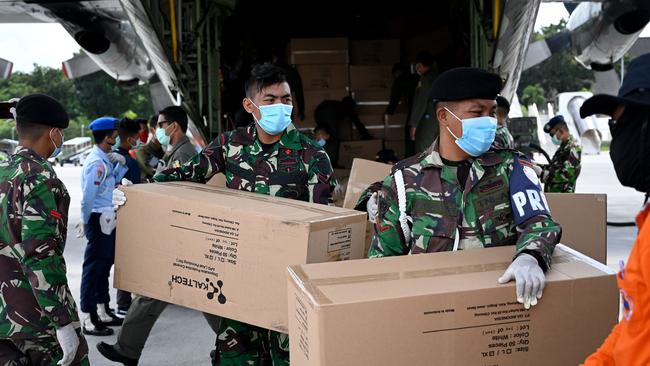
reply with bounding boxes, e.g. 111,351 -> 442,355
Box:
112,179 -> 132,210
75,222 -> 85,238
56,323 -> 79,366
99,209 -> 116,235
107,152 -> 126,166
154,160 -> 167,175
367,192 -> 378,222
497,253 -> 545,309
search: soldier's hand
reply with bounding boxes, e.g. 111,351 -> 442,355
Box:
154,160 -> 167,176
367,192 -> 379,222
75,222 -> 85,238
107,152 -> 126,166
56,323 -> 80,366
409,127 -> 417,141
497,253 -> 545,309
112,179 -> 132,210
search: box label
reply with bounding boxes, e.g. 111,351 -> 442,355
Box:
295,295 -> 310,360
423,301 -> 532,363
328,228 -> 352,260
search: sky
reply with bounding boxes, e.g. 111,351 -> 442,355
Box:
0,3 -> 647,73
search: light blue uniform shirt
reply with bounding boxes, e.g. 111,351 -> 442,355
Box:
80,146 -> 127,224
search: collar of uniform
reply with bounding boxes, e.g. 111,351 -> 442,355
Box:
420,139 -> 444,168
240,123 -> 302,151
475,150 -> 504,167
15,146 -> 48,165
93,145 -> 111,163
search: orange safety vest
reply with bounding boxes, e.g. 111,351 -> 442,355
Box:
583,205 -> 650,366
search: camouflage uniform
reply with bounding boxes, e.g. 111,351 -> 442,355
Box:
369,140 -> 561,271
155,123 -> 336,365
0,147 -> 89,365
542,135 -> 582,193
492,125 -> 515,150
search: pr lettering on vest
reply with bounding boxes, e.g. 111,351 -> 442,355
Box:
510,157 -> 550,225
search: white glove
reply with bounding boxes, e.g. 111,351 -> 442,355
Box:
75,222 -> 85,238
531,163 -> 543,177
99,209 -> 116,235
56,323 -> 79,366
112,179 -> 132,210
154,160 -> 167,175
107,152 -> 126,166
367,192 -> 378,222
148,156 -> 160,168
497,253 -> 546,309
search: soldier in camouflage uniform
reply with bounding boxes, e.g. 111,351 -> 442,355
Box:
369,68 -> 561,310
112,64 -> 335,365
0,94 -> 89,365
492,95 -> 515,149
541,115 -> 582,193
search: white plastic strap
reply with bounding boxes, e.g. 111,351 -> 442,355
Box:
394,169 -> 412,242
452,228 -> 460,251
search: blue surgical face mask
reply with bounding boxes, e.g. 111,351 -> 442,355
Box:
249,99 -> 293,136
444,107 -> 497,157
155,125 -> 171,148
50,129 -> 64,158
551,134 -> 561,146
317,138 -> 326,147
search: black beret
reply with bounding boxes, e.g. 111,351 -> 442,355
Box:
544,115 -> 566,134
15,94 -> 69,128
431,67 -> 502,102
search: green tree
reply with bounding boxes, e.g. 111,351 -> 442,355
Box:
74,71 -> 153,119
518,20 -> 594,104
520,84 -> 546,107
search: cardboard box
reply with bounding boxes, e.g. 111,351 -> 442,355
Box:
384,124 -> 407,141
356,104 -> 388,116
338,140 -> 383,169
342,159 -> 391,210
115,182 -> 366,332
290,38 -> 348,65
545,193 -> 607,264
288,244 -> 618,366
303,89 -> 349,121
297,65 -> 349,91
386,113 -> 408,125
349,66 -> 393,90
350,40 -> 400,65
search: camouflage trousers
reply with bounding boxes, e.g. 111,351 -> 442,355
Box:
0,331 -> 89,366
216,318 -> 289,366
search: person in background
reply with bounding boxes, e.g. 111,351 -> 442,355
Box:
135,114 -> 165,181
408,51 -> 439,153
540,115 -> 582,193
492,95 -> 515,149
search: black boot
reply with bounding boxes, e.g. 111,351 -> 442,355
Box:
82,312 -> 114,336
97,342 -> 139,366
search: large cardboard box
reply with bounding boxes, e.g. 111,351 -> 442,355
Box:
115,182 -> 366,332
350,40 -> 400,65
342,158 -> 391,210
297,65 -> 349,91
349,65 -> 393,91
545,193 -> 607,264
288,245 -> 618,365
337,140 -> 383,169
351,89 -> 391,102
289,38 -> 348,65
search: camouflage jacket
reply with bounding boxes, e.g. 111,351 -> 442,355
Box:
0,147 -> 79,339
543,135 -> 582,193
154,124 -> 336,204
370,140 -> 561,270
493,125 -> 515,150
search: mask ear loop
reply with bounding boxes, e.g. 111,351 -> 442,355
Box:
443,107 -> 462,140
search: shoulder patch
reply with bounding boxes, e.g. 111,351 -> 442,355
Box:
510,156 -> 550,225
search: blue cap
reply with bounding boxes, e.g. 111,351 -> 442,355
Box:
89,117 -> 119,131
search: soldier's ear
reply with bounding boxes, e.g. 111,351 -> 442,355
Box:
436,107 -> 449,127
242,97 -> 255,114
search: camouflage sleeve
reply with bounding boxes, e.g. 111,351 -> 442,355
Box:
19,178 -> 76,328
308,149 -> 337,205
368,174 -> 409,257
154,135 -> 226,183
514,216 -> 561,271
353,181 -> 383,211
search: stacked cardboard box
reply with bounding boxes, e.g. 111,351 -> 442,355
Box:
290,38 -> 350,129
